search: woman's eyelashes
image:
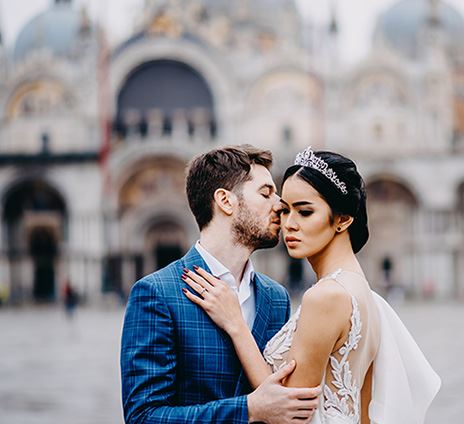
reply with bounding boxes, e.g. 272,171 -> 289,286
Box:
279,208 -> 313,217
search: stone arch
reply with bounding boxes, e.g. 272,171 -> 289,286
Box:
110,155 -> 195,289
4,76 -> 77,121
366,177 -> 419,207
106,144 -> 200,211
144,216 -> 189,271
1,172 -> 70,216
2,179 -> 68,302
365,171 -> 423,206
120,202 -> 195,253
361,176 -> 419,297
110,37 -> 234,139
117,155 -> 187,215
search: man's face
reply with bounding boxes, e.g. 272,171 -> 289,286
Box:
232,165 -> 281,251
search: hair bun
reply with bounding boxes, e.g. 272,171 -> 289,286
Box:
349,197 -> 369,254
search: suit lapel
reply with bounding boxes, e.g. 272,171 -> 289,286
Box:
182,247 -> 273,394
234,273 -> 271,395
180,245 -> 236,349
251,274 -> 272,352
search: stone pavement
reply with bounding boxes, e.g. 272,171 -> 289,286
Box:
0,305 -> 125,424
393,302 -> 463,423
0,301 -> 462,424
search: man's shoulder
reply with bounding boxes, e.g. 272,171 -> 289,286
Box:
132,259 -> 184,294
254,272 -> 288,298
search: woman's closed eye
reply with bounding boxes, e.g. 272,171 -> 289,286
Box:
299,210 -> 313,217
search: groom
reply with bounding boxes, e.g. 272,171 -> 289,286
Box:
120,145 -> 320,423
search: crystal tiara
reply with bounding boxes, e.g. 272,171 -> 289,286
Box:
294,146 -> 348,195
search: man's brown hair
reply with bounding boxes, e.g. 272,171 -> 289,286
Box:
186,144 -> 273,230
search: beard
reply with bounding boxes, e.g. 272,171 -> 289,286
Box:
232,198 -> 280,251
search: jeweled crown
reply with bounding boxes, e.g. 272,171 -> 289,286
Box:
294,146 -> 348,195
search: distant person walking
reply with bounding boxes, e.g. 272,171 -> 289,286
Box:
63,279 -> 78,319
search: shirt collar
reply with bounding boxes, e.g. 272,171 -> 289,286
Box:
194,240 -> 255,288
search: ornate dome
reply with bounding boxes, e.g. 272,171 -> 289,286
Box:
374,0 -> 464,60
13,0 -> 92,62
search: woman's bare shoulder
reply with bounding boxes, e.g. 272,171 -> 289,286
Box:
300,279 -> 352,319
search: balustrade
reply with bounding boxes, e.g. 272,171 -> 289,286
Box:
115,107 -> 217,143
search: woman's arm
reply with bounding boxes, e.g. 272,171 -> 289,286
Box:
227,320 -> 273,389
182,267 -> 273,389
283,281 -> 352,388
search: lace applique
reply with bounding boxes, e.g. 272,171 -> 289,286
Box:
323,296 -> 361,423
263,269 -> 363,424
263,306 -> 301,370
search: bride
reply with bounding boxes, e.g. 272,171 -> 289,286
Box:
182,147 -> 441,424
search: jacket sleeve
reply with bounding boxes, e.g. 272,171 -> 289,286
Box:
120,277 -> 249,424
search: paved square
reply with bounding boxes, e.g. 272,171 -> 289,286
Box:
0,301 -> 462,423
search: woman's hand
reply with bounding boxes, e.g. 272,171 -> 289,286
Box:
181,266 -> 246,335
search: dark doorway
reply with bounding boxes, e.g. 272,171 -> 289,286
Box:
102,255 -> 122,293
29,227 -> 57,301
155,244 -> 183,270
288,257 -> 304,293
145,220 -> 186,272
2,180 -> 67,303
134,254 -> 144,280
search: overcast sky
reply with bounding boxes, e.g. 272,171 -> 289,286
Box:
1,0 -> 464,64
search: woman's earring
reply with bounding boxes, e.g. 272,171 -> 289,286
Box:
337,227 -> 342,232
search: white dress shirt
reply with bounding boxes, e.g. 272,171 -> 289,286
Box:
195,241 -> 256,329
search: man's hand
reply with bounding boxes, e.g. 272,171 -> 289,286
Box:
247,360 -> 321,423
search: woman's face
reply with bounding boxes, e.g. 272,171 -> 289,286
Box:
280,175 -> 337,259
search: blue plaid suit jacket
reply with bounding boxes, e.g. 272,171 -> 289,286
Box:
121,246 -> 291,423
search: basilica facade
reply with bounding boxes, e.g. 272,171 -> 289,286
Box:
0,0 -> 463,303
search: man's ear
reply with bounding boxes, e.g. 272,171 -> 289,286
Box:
335,215 -> 354,233
213,188 -> 237,216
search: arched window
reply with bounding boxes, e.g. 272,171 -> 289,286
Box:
116,60 -> 216,140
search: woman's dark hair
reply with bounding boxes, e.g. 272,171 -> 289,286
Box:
282,150 -> 369,254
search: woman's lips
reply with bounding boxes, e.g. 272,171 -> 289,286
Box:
285,236 -> 300,247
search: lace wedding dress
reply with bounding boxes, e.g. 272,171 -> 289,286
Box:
263,270 -> 441,424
